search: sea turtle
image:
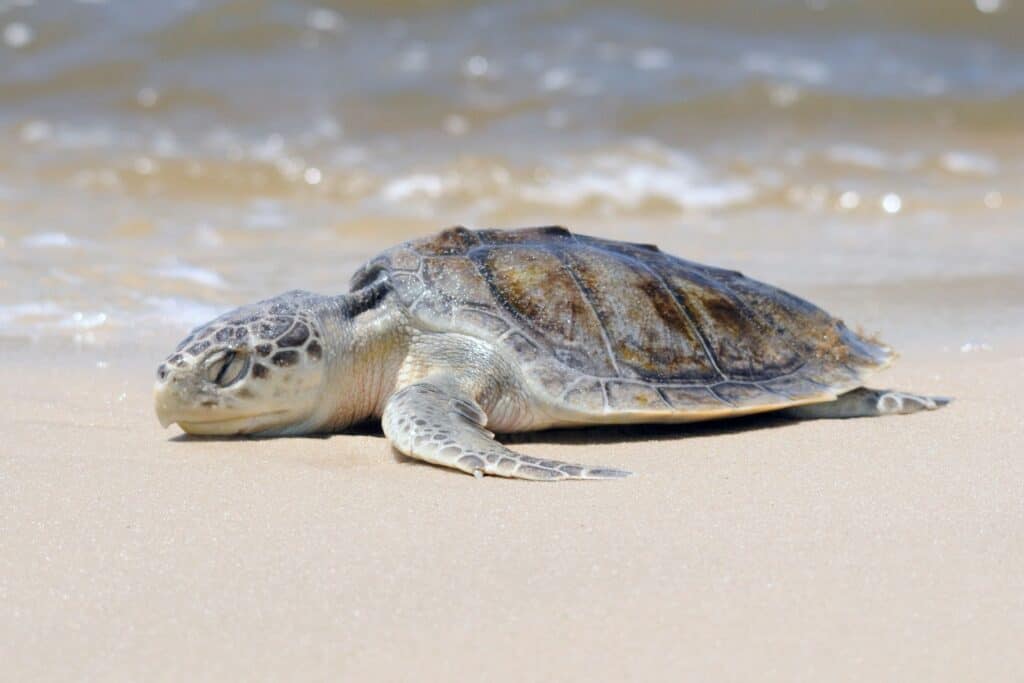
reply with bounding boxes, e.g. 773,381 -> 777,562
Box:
154,226 -> 948,480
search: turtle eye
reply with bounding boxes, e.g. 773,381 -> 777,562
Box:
205,349 -> 250,387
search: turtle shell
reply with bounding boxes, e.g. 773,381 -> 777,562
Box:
350,226 -> 891,421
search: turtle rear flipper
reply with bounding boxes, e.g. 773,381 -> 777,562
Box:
781,387 -> 952,420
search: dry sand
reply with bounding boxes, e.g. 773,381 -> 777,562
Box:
2,315 -> 1022,681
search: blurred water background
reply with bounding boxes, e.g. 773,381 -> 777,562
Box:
0,0 -> 1021,346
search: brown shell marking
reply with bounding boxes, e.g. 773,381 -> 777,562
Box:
562,245 -> 719,382
659,271 -> 802,380
476,245 -> 617,376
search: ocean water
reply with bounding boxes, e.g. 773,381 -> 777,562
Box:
0,0 -> 1022,345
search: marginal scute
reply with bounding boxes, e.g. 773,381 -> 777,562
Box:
605,381 -> 668,411
712,382 -> 776,406
563,379 -> 605,412
759,372 -> 821,399
658,385 -> 722,410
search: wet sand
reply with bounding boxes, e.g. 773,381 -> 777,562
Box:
3,326 -> 1022,680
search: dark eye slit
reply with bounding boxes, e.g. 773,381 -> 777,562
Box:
215,351 -> 236,385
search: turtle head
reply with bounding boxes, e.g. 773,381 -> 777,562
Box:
154,290 -> 333,436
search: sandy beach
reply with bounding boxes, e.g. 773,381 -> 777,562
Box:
3,291 -> 1022,680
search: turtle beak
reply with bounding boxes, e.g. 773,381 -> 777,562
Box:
154,381 -> 177,428
154,366 -> 203,429
154,359 -> 220,429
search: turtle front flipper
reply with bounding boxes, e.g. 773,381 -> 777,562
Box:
382,382 -> 630,481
